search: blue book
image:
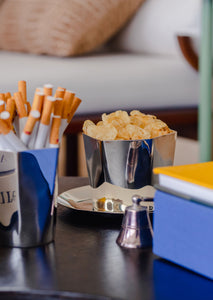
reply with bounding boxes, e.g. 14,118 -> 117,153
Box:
154,259 -> 213,300
153,189 -> 213,280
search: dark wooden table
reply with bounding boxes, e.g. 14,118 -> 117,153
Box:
0,177 -> 212,300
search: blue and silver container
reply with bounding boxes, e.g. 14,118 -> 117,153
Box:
0,148 -> 59,247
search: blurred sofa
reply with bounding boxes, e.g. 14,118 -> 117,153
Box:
0,0 -> 201,174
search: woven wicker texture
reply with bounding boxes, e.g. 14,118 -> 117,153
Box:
0,0 -> 145,56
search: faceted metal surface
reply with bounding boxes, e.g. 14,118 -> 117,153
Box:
83,131 -> 177,189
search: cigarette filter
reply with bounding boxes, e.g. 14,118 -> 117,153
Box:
18,80 -> 27,103
54,98 -> 63,116
4,92 -> 11,101
67,96 -> 82,123
0,111 -> 15,133
43,84 -> 53,96
58,96 -> 81,140
21,110 -> 40,146
35,87 -> 44,93
57,86 -> 66,91
59,92 -> 75,138
0,100 -> 5,113
26,101 -> 31,115
40,96 -> 55,125
6,98 -> 16,121
14,92 -> 27,118
54,88 -> 65,99
62,90 -> 75,119
49,115 -> 61,147
0,119 -> 10,135
23,110 -> 40,134
31,92 -> 44,113
0,111 -> 12,128
0,93 -> 6,102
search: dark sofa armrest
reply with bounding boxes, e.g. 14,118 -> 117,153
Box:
177,35 -> 199,71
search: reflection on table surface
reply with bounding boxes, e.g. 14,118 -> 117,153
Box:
0,177 -> 212,300
0,243 -> 56,290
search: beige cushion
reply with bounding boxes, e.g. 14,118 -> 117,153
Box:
0,51 -> 199,114
109,0 -> 200,57
0,0 -> 145,56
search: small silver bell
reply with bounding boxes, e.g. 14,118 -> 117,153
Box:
116,194 -> 153,248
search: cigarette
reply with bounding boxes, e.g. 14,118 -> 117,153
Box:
27,92 -> 44,148
34,96 -> 56,149
34,123 -> 50,149
0,134 -> 15,151
13,91 -> 28,137
31,91 -> 44,113
26,101 -> 31,115
61,90 -> 75,119
13,92 -> 27,118
24,110 -> 40,134
0,100 -> 5,113
43,84 -> 53,96
18,80 -> 27,103
40,96 -> 55,125
49,115 -> 61,147
36,87 -> 44,93
4,130 -> 28,152
6,97 -> 16,122
0,111 -> 12,128
54,97 -> 63,116
54,88 -> 65,99
57,86 -> 66,91
0,115 -> 11,133
0,93 -> 6,102
21,110 -> 40,146
13,116 -> 19,136
4,92 -> 11,101
67,96 -> 82,123
59,95 -> 81,141
0,119 -> 27,151
27,121 -> 39,149
58,91 -> 74,140
0,110 -> 15,133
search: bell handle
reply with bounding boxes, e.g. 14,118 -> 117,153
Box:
132,194 -> 154,237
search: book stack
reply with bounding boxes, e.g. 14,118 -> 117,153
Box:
154,259 -> 213,300
153,161 -> 213,280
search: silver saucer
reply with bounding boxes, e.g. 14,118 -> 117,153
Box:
57,185 -> 125,215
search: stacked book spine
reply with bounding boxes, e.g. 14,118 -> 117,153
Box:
153,162 -> 213,280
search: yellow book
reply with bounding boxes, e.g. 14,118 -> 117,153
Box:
153,161 -> 213,205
